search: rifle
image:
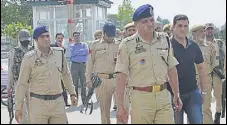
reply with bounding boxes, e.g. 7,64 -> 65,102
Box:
212,66 -> 225,79
221,79 -> 226,118
7,94 -> 14,124
80,74 -> 102,115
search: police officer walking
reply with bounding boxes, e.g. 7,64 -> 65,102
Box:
85,22 -> 119,124
205,23 -> 226,124
116,22 -> 137,124
15,26 -> 78,124
115,4 -> 182,124
7,29 -> 33,124
191,24 -> 217,124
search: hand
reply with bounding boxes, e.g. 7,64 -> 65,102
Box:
116,106 -> 128,124
15,110 -> 22,123
86,81 -> 92,89
70,95 -> 78,106
173,95 -> 183,112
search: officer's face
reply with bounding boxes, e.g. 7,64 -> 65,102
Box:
36,32 -> 51,48
94,33 -> 102,40
103,33 -> 114,43
56,34 -> 64,46
205,27 -> 214,37
126,26 -> 136,37
136,17 -> 155,34
116,31 -> 122,38
193,29 -> 205,42
173,20 -> 189,39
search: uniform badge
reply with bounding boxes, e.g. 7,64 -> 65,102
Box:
45,26 -> 49,31
140,59 -> 145,65
34,58 -> 43,66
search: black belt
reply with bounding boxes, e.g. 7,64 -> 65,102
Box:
72,62 -> 86,64
30,92 -> 62,100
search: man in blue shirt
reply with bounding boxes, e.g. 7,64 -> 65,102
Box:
69,31 -> 89,104
169,14 -> 207,124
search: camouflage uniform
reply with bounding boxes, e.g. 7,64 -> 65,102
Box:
7,29 -> 33,124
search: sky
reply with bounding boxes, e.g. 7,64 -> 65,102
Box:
107,0 -> 226,28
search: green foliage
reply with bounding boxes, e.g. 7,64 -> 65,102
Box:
2,22 -> 33,47
116,0 -> 135,30
156,16 -> 170,25
1,0 -> 32,27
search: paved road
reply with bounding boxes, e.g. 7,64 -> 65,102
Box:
1,94 -> 226,124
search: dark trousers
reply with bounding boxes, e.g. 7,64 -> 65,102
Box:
70,62 -> 86,104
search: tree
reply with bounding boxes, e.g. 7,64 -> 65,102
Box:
107,14 -> 120,27
1,0 -> 32,27
2,22 -> 33,47
156,16 -> 170,25
116,0 -> 135,30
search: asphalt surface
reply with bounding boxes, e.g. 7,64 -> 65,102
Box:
1,93 -> 226,124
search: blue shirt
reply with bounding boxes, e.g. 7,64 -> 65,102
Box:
69,42 -> 89,63
171,38 -> 204,94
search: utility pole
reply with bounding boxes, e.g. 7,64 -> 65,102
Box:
67,0 -> 74,43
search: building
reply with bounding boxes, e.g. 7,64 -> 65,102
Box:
27,0 -> 113,42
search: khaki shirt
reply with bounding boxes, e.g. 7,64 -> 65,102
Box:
196,41 -> 217,75
115,32 -> 178,87
15,47 -> 75,110
86,39 -> 119,81
7,46 -> 30,90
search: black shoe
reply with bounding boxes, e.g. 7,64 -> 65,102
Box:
214,112 -> 221,124
113,105 -> 117,110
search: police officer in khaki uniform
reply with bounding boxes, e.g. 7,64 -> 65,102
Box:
191,24 -> 217,124
163,24 -> 171,37
124,22 -> 137,38
85,22 -> 119,124
205,23 -> 226,124
94,30 -> 102,40
115,4 -> 183,124
7,29 -> 33,124
15,26 -> 78,124
116,22 -> 137,124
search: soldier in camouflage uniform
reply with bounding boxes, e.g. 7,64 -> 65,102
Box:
205,23 -> 226,124
7,29 -> 33,124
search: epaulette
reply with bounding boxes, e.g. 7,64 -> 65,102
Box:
24,50 -> 36,59
51,47 -> 64,51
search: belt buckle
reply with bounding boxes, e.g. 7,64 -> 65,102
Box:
152,85 -> 161,92
99,74 -> 109,79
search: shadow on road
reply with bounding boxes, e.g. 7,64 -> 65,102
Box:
65,104 -> 84,112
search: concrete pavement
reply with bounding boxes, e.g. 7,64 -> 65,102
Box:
1,94 -> 226,124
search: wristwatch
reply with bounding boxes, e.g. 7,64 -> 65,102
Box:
201,91 -> 207,95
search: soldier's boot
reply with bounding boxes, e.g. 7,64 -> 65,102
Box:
214,112 -> 221,124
